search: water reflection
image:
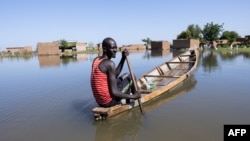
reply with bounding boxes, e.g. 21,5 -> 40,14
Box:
219,50 -> 250,60
93,76 -> 197,141
0,52 -> 35,62
201,50 -> 219,73
143,75 -> 197,112
60,53 -> 88,64
2,48 -> 250,141
151,49 -> 170,57
93,111 -> 142,141
38,53 -> 88,68
142,49 -> 183,59
172,49 -> 187,57
200,49 -> 250,73
38,55 -> 60,67
60,54 -> 77,65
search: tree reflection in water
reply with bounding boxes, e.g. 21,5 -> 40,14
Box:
201,50 -> 218,73
93,111 -> 142,141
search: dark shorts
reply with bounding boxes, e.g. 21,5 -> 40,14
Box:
99,73 -> 134,107
100,99 -> 121,107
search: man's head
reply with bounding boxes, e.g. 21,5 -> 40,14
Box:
102,37 -> 117,58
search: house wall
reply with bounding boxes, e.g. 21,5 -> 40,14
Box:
6,46 -> 32,53
173,39 -> 189,48
216,39 -> 228,44
236,38 -> 246,42
37,42 -> 60,55
97,43 -> 102,51
151,41 -> 170,50
76,42 -> 87,51
245,35 -> 250,41
190,39 -> 200,48
119,44 -> 146,51
173,39 -> 200,48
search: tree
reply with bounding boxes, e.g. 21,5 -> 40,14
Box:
220,31 -> 240,44
186,24 -> 202,39
177,31 -> 190,39
202,22 -> 224,41
142,37 -> 151,49
177,24 -> 202,39
88,41 -> 94,49
60,39 -> 68,52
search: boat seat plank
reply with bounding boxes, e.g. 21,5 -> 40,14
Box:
157,65 -> 187,86
179,54 -> 196,57
144,74 -> 181,78
139,90 -> 152,94
166,61 -> 195,63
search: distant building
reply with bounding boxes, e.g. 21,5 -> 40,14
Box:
37,41 -> 87,55
37,42 -> 60,55
172,39 -> 200,49
119,44 -> 146,51
6,46 -> 32,53
76,42 -> 87,51
151,41 -> 170,50
216,39 -> 228,45
97,43 -> 102,51
236,35 -> 250,45
245,35 -> 250,40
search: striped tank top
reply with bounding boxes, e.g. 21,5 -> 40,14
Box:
91,57 -> 112,106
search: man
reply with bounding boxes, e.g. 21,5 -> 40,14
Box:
91,37 -> 140,107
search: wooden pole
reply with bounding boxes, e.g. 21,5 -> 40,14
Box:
125,55 -> 144,114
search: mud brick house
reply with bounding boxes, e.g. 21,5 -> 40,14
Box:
173,39 -> 200,49
151,41 -> 170,50
119,44 -> 146,51
6,46 -> 32,53
37,42 -> 60,55
37,42 -> 86,55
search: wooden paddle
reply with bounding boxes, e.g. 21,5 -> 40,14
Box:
125,54 -> 144,114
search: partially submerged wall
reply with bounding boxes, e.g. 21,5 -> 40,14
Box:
173,39 -> 200,49
37,42 -> 60,55
151,41 -> 170,50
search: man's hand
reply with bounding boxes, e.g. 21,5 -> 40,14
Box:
122,49 -> 129,58
131,91 -> 141,99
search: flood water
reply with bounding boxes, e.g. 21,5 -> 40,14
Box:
1,49 -> 250,141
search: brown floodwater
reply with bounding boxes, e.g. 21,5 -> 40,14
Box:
0,49 -> 250,141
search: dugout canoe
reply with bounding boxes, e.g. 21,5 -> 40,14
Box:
92,49 -> 199,120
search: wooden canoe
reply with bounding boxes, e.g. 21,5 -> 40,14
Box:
92,49 -> 199,120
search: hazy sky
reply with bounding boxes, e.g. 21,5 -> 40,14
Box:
1,0 -> 250,49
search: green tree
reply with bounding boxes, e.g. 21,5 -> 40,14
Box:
202,22 -> 224,41
177,24 -> 202,39
88,41 -> 94,48
142,37 -> 151,49
60,39 -> 68,52
220,31 -> 240,44
186,24 -> 202,39
177,31 -> 190,39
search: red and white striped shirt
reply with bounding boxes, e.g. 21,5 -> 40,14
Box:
91,57 -> 112,106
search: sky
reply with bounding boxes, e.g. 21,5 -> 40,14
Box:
1,0 -> 250,50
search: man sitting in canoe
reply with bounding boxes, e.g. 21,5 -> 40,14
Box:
90,37 -> 140,107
